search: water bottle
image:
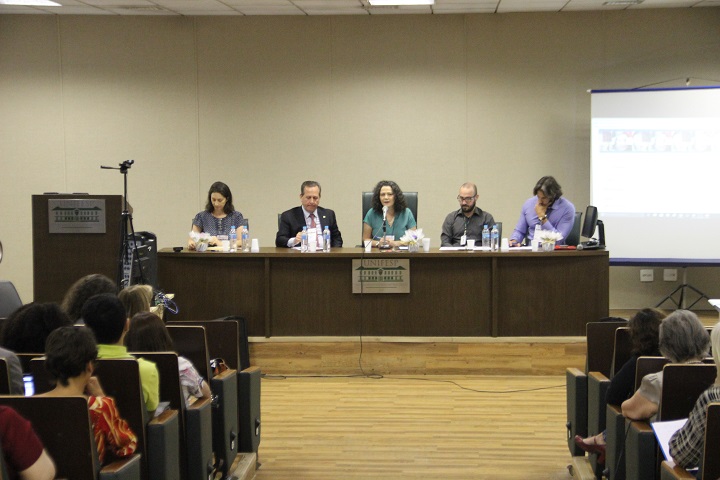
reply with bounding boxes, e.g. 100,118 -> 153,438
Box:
481,225 -> 490,248
490,224 -> 499,251
241,226 -> 250,253
301,226 -> 308,253
532,224 -> 542,251
322,226 -> 331,252
228,226 -> 237,252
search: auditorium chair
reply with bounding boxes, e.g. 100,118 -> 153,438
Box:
567,318 -> 627,456
605,356 -> 669,480
0,280 -> 22,318
0,396 -> 142,480
625,363 -> 716,480
138,352 -> 214,480
30,357 -> 181,480
660,402 -> 720,480
168,317 -> 261,456
167,325 -> 239,478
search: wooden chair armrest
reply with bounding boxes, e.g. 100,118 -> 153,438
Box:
149,408 -> 178,425
660,460 -> 696,480
99,453 -> 142,479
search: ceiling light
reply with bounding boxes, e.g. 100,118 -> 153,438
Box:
368,0 -> 434,5
603,0 -> 643,5
0,0 -> 61,5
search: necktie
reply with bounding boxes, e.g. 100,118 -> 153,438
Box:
309,213 -> 316,229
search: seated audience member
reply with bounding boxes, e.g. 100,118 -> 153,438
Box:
363,180 -> 416,248
574,308 -> 666,461
0,405 -> 56,480
275,180 -> 343,248
40,327 -> 137,465
188,181 -> 244,250
118,284 -> 153,319
622,310 -> 710,422
441,182 -> 495,247
509,175 -> 575,247
0,302 -> 71,353
61,274 -> 117,323
125,312 -> 212,408
0,345 -> 25,394
81,293 -> 160,414
669,321 -> 720,472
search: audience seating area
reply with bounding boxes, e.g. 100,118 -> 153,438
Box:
0,289 -> 260,480
568,321 -> 720,480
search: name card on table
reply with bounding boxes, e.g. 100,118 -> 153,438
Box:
48,199 -> 107,234
352,258 -> 410,294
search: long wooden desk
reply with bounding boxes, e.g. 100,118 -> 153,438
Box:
157,247 -> 609,337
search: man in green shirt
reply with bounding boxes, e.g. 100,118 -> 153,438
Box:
81,293 -> 159,413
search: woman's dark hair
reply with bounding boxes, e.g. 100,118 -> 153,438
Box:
125,312 -> 174,352
371,180 -> 407,213
61,274 -> 117,322
205,181 -> 235,215
0,302 -> 72,353
44,326 -> 98,387
628,308 -> 665,356
533,176 -> 563,202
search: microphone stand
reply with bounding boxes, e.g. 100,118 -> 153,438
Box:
378,212 -> 392,251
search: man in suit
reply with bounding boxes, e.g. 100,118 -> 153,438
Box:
276,180 -> 343,248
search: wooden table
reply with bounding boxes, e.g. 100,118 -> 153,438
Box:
157,247 -> 609,337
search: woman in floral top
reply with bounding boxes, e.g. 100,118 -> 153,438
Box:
41,327 -> 137,464
125,312 -> 212,407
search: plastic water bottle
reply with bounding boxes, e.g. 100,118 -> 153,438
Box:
241,226 -> 250,253
481,225 -> 490,248
490,224 -> 499,251
228,226 -> 237,252
301,226 -> 308,253
532,224 -> 542,251
323,226 -> 331,253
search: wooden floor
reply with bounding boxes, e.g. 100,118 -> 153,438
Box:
254,375 -> 573,480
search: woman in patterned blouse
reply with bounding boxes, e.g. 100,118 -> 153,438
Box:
40,327 -> 137,465
188,181 -> 245,250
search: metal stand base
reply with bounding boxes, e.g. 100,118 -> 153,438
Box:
655,267 -> 710,310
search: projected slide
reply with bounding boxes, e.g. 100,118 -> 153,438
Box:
590,87 -> 720,262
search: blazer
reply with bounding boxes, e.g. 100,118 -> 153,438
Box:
275,206 -> 343,248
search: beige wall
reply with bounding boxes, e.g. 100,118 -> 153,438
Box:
1,9 -> 719,309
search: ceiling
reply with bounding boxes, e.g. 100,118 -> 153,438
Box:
1,0 -> 718,18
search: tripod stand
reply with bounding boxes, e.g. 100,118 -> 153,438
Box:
101,160 -> 145,288
655,266 -> 710,310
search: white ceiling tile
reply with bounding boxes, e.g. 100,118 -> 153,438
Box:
367,4 -> 431,13
304,7 -> 369,13
433,6 -> 496,12
0,4 -> 50,11
292,0 -> 360,6
222,0 -> 291,5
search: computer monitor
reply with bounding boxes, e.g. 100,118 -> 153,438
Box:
578,205 -> 606,249
581,206 -> 598,239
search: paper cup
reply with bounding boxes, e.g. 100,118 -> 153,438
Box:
364,240 -> 372,253
422,238 -> 431,252
221,240 -> 230,252
251,238 -> 260,253
500,237 -> 510,252
466,239 -> 475,251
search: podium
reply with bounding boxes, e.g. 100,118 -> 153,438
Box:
32,194 -> 129,302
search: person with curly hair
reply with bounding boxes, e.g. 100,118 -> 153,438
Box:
363,180 -> 416,248
0,302 -> 72,353
60,274 -> 117,323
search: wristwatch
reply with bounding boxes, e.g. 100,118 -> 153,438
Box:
539,215 -> 548,222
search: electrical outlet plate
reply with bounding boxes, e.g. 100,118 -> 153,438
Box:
640,269 -> 654,282
663,269 -> 678,282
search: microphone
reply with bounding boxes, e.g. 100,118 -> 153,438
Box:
382,205 -> 388,221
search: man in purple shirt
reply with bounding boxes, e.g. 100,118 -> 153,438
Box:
509,176 -> 575,246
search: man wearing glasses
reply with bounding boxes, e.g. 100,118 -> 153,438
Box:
441,183 -> 495,247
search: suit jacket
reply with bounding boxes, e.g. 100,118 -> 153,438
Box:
275,206 -> 343,248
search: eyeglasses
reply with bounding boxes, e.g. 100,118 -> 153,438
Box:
457,196 -> 476,203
